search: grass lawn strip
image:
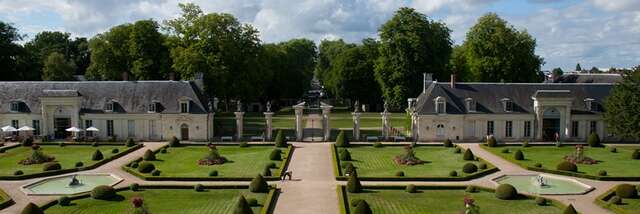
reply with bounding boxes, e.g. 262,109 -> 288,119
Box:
595,185 -> 640,214
0,188 -> 14,210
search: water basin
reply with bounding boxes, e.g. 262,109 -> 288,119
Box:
22,173 -> 123,195
492,174 -> 593,195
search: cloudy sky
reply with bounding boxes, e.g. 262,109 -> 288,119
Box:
1,0 -> 639,71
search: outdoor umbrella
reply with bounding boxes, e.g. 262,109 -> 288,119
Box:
1,126 -> 17,132
17,126 -> 35,138
65,127 -> 83,132
86,127 -> 100,132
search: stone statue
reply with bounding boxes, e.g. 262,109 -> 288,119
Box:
383,101 -> 389,113
354,100 -> 360,113
236,100 -> 242,112
266,101 -> 271,112
208,100 -> 214,112
69,175 -> 80,186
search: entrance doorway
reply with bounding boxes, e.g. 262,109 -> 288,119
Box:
54,118 -> 71,139
180,124 -> 189,140
542,108 -> 561,141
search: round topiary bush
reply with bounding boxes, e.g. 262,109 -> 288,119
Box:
209,170 -> 218,177
443,139 -> 453,147
486,136 -> 497,147
14,170 -> 23,176
463,149 -> 475,161
405,184 -> 417,193
137,161 -> 155,173
21,202 -> 43,214
454,147 -> 461,153
130,162 -> 139,168
563,204 -> 577,214
239,142 -> 249,148
91,142 -> 99,147
160,148 -> 167,154
373,142 -> 383,148
449,170 -> 458,177
151,169 -> 161,176
615,184 -> 638,199
465,186 -> 476,193
598,170 -> 607,176
462,163 -> 478,174
58,196 -> 71,206
246,197 -> 258,206
75,161 -> 84,167
43,162 -> 61,171
91,185 -> 116,200
522,140 -> 530,147
142,149 -> 156,161
92,150 -> 104,161
534,163 -> 542,168
587,133 -> 601,147
339,149 -> 352,161
354,200 -> 372,214
111,148 -> 119,154
58,142 -> 65,147
501,148 -> 510,153
395,171 -> 405,177
609,196 -> 622,205
126,138 -> 136,147
514,150 -> 524,160
609,147 -> 617,153
250,174 -> 269,193
194,184 -> 204,192
495,184 -> 518,200
632,149 -> 640,160
351,199 -> 363,207
269,149 -> 282,161
535,197 -> 546,206
169,136 -> 180,147
129,183 -> 140,191
478,163 -> 487,170
556,161 -> 578,172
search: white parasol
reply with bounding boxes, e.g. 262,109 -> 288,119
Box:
65,127 -> 84,132
85,127 -> 100,132
1,126 -> 17,132
17,126 -> 35,131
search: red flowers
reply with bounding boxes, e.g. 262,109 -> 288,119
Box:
464,196 -> 475,206
132,197 -> 144,208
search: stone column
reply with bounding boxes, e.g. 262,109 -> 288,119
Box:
381,111 -> 391,141
535,106 -> 544,141
563,106 -> 571,141
293,103 -> 305,141
235,111 -> 244,141
411,112 -> 418,140
352,112 -> 361,141
264,112 -> 274,141
321,104 -> 333,141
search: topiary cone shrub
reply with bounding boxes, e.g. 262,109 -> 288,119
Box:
249,174 -> 269,193
336,130 -> 350,147
486,136 -> 497,147
443,139 -> 453,147
514,150 -> 524,160
587,133 -> 601,147
556,161 -> 578,172
169,136 -> 180,147
269,149 -> 282,161
354,200 -> 372,214
615,184 -> 638,198
138,161 -> 155,173
463,149 -> 475,161
563,204 -> 577,214
347,173 -> 362,193
462,163 -> 478,173
91,185 -> 116,200
522,139 -> 530,147
262,165 -> 271,176
234,195 -> 253,214
405,184 -> 417,193
92,150 -> 104,161
495,184 -> 518,200
126,138 -> 136,147
274,130 -> 288,148
21,202 -> 43,214
142,149 -> 156,161
42,162 -> 61,171
632,149 -> 640,160
340,149 -> 352,161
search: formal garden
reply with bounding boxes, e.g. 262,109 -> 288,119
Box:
596,184 -> 640,214
0,139 -> 141,179
123,136 -> 292,181
481,135 -> 640,180
0,188 -> 12,210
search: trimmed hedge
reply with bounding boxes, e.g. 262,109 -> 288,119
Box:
274,129 -> 288,148
449,170 -> 458,177
194,184 -> 204,192
615,184 -> 638,198
249,175 -> 269,193
443,139 -> 453,147
339,149 -> 352,161
209,170 -> 219,177
405,184 -> 417,193
535,197 -> 546,206
495,184 -> 518,200
43,162 -> 61,171
556,161 -> 577,172
92,150 -> 104,161
336,130 -> 350,147
395,171 -> 405,177
169,136 -> 180,147
486,136 -> 497,147
463,149 -> 475,160
21,202 -> 43,214
462,163 -> 478,174
90,185 -> 116,200
57,196 -> 70,206
563,204 -> 577,214
514,150 -> 524,160
138,161 -> 155,173
632,149 -> 640,160
598,170 -> 607,176
347,174 -> 362,193
269,149 -> 282,161
111,148 -> 119,154
126,138 -> 136,147
129,183 -> 140,191
465,186 -> 476,193
354,200 -> 372,214
587,133 -> 601,147
143,149 -> 156,161
234,195 -> 252,214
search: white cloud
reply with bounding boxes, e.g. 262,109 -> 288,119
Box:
589,0 -> 640,12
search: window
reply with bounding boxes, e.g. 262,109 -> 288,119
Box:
85,120 -> 93,137
10,102 -> 19,112
505,121 -> 513,137
465,98 -> 476,112
584,98 -> 594,111
148,102 -> 157,113
435,97 -> 446,114
127,120 -> 135,138
107,120 -> 114,137
571,121 -> 579,137
523,121 -> 531,137
32,120 -> 40,136
436,124 -> 445,137
11,120 -> 18,135
590,121 -> 597,134
487,121 -> 494,135
501,98 -> 513,112
105,102 -> 114,112
180,101 -> 189,113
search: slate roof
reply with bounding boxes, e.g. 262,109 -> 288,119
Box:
415,82 -> 613,115
0,81 -> 209,114
552,74 -> 622,83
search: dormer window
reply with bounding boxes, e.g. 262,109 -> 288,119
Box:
584,98 -> 596,111
148,102 -> 158,113
180,101 -> 189,113
10,102 -> 20,112
465,98 -> 476,112
501,98 -> 513,112
434,96 -> 446,114
105,100 -> 115,112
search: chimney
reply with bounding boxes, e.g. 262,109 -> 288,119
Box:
169,72 -> 175,81
450,74 -> 456,88
423,73 -> 433,93
121,72 -> 129,81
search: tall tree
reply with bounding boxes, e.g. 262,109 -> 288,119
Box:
0,21 -> 26,80
42,52 -> 76,81
23,31 -> 89,79
589,66 -> 601,73
375,7 -> 452,109
315,39 -> 355,91
327,38 -> 381,105
575,63 -> 582,71
448,45 -> 471,82
129,20 -> 170,80
86,24 -> 133,80
604,66 -> 640,140
464,13 -> 543,83
551,67 -> 563,81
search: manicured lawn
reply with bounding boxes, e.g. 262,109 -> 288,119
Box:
45,188 -> 268,214
346,188 -> 562,214
0,144 -> 129,176
131,145 -> 288,177
482,145 -> 640,177
340,146 -> 493,177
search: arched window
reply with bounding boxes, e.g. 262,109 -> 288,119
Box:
434,97 -> 446,114
436,124 -> 445,137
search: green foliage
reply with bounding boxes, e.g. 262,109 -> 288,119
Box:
535,197 -> 546,206
501,148 -> 510,153
249,174 -> 269,193
111,148 -> 119,154
464,13 -> 543,83
267,162 -> 277,169
534,163 -> 542,168
246,197 -> 258,206
262,165 -> 271,176
478,163 -> 487,169
522,140 -> 529,147
462,163 -> 478,173
449,170 -> 458,177
129,183 -> 140,191
239,142 -> 249,148
463,149 -> 475,160
604,67 -> 640,140
130,162 -> 139,168
354,200 -> 373,214
335,130 -> 350,147
138,161 -> 155,173
373,142 -> 383,148
143,149 -> 156,161
194,184 -> 204,192
126,138 -> 136,147
615,184 -> 638,198
0,22 -> 30,81
42,162 -> 61,171
14,170 -> 23,175
465,186 -> 477,193
598,170 -> 607,176
486,136 -> 497,147
405,184 -> 417,193
395,171 -> 405,177
209,170 -> 218,177
91,150 -> 104,161
587,133 -> 601,147
22,138 -> 34,147
632,149 -> 640,160
58,196 -> 71,206
42,52 -> 76,81
351,199 -> 363,207
563,204 -> 577,214
269,149 -> 282,161
454,147 -> 461,153
443,139 -> 453,147
274,130 -> 287,147
375,7 -> 452,109
556,161 -> 577,172
347,173 -> 362,193
21,202 -> 43,214
609,147 -> 617,153
339,149 -> 352,161
169,136 -> 180,147
514,150 -> 524,160
75,161 -> 84,167
90,185 -> 116,200
609,196 -> 622,205
151,169 -> 161,176
495,184 -> 518,200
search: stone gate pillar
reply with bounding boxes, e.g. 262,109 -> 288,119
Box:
352,112 -> 361,141
264,112 -> 274,141
321,103 -> 333,141
293,102 -> 305,141
235,111 -> 244,141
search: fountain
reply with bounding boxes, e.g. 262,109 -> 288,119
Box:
533,175 -> 548,188
493,174 -> 593,195
22,173 -> 122,195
